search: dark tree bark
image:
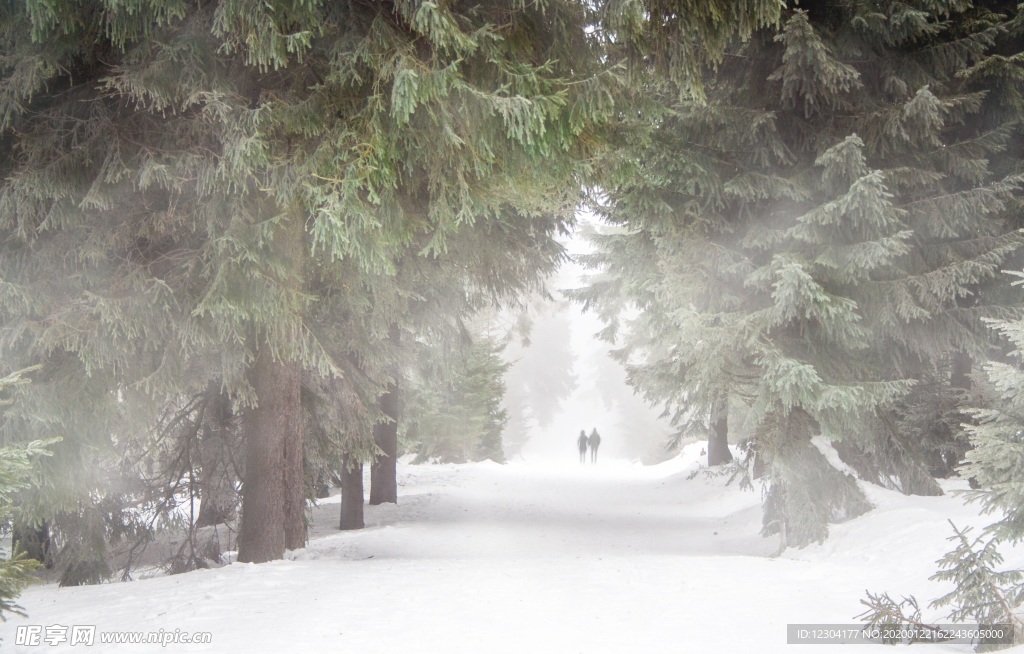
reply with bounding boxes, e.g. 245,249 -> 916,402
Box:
283,395 -> 306,550
238,205 -> 307,562
951,351 -> 972,393
370,325 -> 401,505
196,388 -> 239,528
12,520 -> 53,569
339,455 -> 364,530
281,212 -> 308,551
237,347 -> 301,563
952,349 -> 980,487
236,337 -> 303,564
369,381 -> 400,505
314,472 -> 331,499
708,393 -> 733,466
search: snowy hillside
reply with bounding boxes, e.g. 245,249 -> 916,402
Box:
3,444 -> 1023,653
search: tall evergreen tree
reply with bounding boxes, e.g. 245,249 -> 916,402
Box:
405,330 -> 510,464
577,1 -> 1024,548
0,0 -> 612,570
365,213 -> 571,504
962,299 -> 1024,543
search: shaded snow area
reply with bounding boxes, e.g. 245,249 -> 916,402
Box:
4,443 -> 1024,653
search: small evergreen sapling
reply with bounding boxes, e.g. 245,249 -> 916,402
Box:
856,592 -> 942,644
0,367 -> 53,621
930,521 -> 1024,648
0,441 -> 48,621
859,520 -> 1024,651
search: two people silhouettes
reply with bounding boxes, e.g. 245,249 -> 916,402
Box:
577,428 -> 601,463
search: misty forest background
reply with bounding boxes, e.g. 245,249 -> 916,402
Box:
1,0 -> 1024,639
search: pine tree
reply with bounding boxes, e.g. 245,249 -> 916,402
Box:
962,299 -> 1024,543
600,0 -> 783,98
931,521 -> 1024,648
577,2 -> 1024,548
406,331 -> 510,464
364,213 -> 571,503
0,0 -> 612,568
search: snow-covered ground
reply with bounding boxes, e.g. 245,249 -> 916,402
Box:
4,443 -> 1023,653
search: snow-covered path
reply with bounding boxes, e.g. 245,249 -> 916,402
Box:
3,446 -> 1022,653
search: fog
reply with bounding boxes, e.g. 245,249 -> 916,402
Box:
502,220 -> 673,464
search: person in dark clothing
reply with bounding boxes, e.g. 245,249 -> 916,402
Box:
577,430 -> 589,463
589,428 -> 601,463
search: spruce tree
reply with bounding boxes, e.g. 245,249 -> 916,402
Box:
405,330 -> 510,464
0,0 -> 611,568
577,1 -> 1024,548
962,302 -> 1024,543
930,521 -> 1024,644
364,213 -> 570,503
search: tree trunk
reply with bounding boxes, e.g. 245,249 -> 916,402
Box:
281,211 -> 308,551
283,391 -> 306,550
314,471 -> 331,499
369,381 -> 400,505
708,393 -> 733,466
952,349 -> 979,487
339,455 -> 364,530
237,347 -> 299,563
238,203 -> 306,562
370,326 -> 401,505
951,350 -> 972,392
12,519 -> 53,569
196,388 -> 238,528
951,288 -> 976,486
